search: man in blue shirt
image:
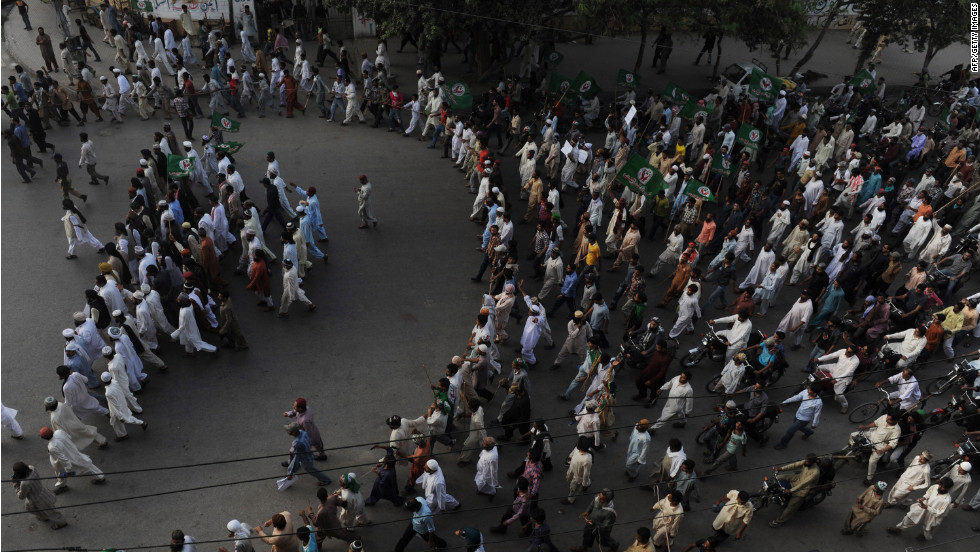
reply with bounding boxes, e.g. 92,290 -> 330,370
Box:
585,293 -> 610,348
285,423 -> 332,485
774,385 -> 823,450
395,497 -> 447,552
548,264 -> 579,316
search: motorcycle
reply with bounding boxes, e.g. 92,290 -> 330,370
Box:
832,431 -> 874,473
748,467 -> 831,512
927,360 -> 979,396
929,391 -> 978,426
695,404 -> 782,447
930,437 -> 977,481
680,324 -> 728,368
800,368 -> 837,397
887,300 -> 907,326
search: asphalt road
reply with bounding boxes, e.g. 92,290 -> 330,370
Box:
2,33 -> 980,552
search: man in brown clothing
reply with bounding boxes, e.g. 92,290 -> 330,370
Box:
217,290 -> 248,350
301,487 -> 357,548
36,28 -> 59,72
254,512 -> 300,552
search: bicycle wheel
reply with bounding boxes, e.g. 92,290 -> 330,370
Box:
927,378 -> 950,396
705,375 -> 723,394
848,401 -> 881,424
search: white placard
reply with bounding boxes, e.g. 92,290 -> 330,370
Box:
624,105 -> 637,125
561,141 -> 573,156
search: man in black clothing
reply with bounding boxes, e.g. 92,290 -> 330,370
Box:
54,153 -> 87,202
261,177 -> 287,231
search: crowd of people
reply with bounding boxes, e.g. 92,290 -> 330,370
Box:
5,3 -> 980,552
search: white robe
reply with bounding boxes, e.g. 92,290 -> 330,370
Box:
768,209 -> 792,243
900,484 -> 951,534
669,293 -> 701,339
520,308 -> 546,364
776,299 -> 813,333
63,372 -> 107,420
135,301 -> 159,349
97,283 -> 126,315
733,226 -> 755,260
76,318 -> 106,361
143,289 -> 176,334
153,38 -> 175,75
50,402 -> 104,450
475,446 -> 499,495
105,379 -> 144,425
113,334 -> 145,390
171,305 -> 216,352
717,360 -> 747,394
48,429 -> 102,477
739,249 -> 775,288
419,465 -> 460,512
655,376 -> 694,425
625,427 -> 651,467
240,31 -> 256,63
107,355 -> 141,412
903,218 -> 933,254
887,456 -> 931,505
919,229 -> 951,264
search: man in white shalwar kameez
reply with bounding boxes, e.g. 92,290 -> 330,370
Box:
40,427 -> 105,490
419,459 -> 460,512
133,292 -> 159,349
668,287 -> 701,339
1,401 -> 23,439
918,224 -> 952,264
96,275 -> 126,314
62,204 -> 104,258
886,453 -> 932,506
59,367 -> 108,420
818,347 -> 860,413
100,372 -> 147,440
651,228 -> 684,276
140,284 -> 176,334
709,312 -> 753,363
171,293 -> 217,354
209,197 -> 236,253
776,292 -> 814,347
46,396 -> 107,450
738,242 -> 775,289
733,222 -> 755,263
768,202 -> 793,244
102,347 -> 142,413
519,301 -> 546,366
278,260 -> 316,317
888,479 -> 953,540
651,372 -> 694,430
107,326 -> 146,392
624,420 -> 652,480
903,216 -> 934,260
474,438 -> 499,495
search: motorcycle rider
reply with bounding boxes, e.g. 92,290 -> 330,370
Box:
933,250 -> 972,303
881,326 -> 927,369
707,310 -> 752,363
874,367 -> 922,411
769,453 -> 821,527
741,331 -> 786,386
733,382 -> 771,445
848,413 -> 901,486
700,400 -> 740,462
623,317 -> 663,369
815,345 -> 860,414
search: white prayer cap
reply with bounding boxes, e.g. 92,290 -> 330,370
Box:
162,212 -> 174,222
491,187 -> 500,194
962,462 -> 973,472
62,329 -> 75,338
65,343 -> 79,352
259,73 -> 265,78
451,355 -> 462,365
101,372 -> 113,383
108,326 -> 122,339
227,520 -> 242,533
139,159 -> 148,166
779,90 -> 786,96
671,165 -> 678,170
133,291 -> 144,300
497,210 -> 506,216
135,246 -> 145,255
505,284 -> 515,293
73,311 -> 86,322
484,168 -> 492,175
111,310 -> 123,317
182,141 -> 192,148
296,205 -> 306,212
494,244 -> 507,253
477,344 -> 488,353
529,305 -> 540,314
416,69 -> 423,75
782,200 -> 790,205
157,200 -> 168,207
101,346 -> 114,356
112,68 -> 121,74
141,283 -> 151,294
425,459 -> 439,470
99,75 -> 108,81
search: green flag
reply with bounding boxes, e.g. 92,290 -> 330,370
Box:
684,178 -> 716,202
440,80 -> 474,110
748,68 -> 782,103
614,154 -> 667,198
616,69 -> 640,87
663,82 -> 692,105
850,69 -> 877,94
167,154 -> 195,178
938,106 -> 953,130
710,153 -> 733,176
542,48 -> 564,66
214,141 -> 245,154
132,0 -> 153,13
548,72 -> 572,95
211,112 -> 241,133
735,123 -> 763,150
570,70 -> 601,99
678,99 -> 713,121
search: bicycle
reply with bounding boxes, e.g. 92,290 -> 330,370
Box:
847,386 -> 899,423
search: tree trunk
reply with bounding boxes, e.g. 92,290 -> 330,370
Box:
712,35 -> 723,78
791,0 -> 844,75
634,21 -> 648,73
852,34 -> 876,75
921,41 -> 938,75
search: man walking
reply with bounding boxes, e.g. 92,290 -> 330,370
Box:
78,133 -> 109,186
355,174 -> 378,228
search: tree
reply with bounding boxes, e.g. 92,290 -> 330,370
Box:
905,0 -> 969,75
332,0 -> 572,76
790,0 -> 858,75
574,0 -> 671,73
850,0 -> 912,74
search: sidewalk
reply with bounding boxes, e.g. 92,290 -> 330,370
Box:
3,5 -> 971,103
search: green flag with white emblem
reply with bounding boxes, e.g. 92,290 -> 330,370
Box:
617,69 -> 640,87
748,68 -> 781,103
710,153 -> 733,176
614,154 -> 668,198
735,123 -> 763,150
439,80 -> 474,110
570,71 -> 601,100
663,82 -> 692,105
850,69 -> 877,94
167,155 -> 195,178
211,112 -> 240,132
